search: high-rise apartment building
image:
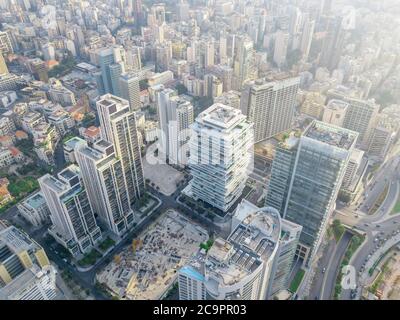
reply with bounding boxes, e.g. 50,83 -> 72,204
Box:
156,89 -> 194,166
340,97 -> 379,146
75,139 -> 136,236
240,75 -> 300,143
273,30 -> 289,68
367,115 -> 395,162
233,36 -> 256,90
300,19 -> 315,61
119,72 -> 141,111
39,165 -> 102,256
266,121 -> 358,265
96,94 -> 144,206
0,221 -> 57,300
186,103 -> 253,212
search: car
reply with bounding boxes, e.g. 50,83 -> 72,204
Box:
374,238 -> 378,242
364,223 -> 369,227
394,221 -> 398,224
322,267 -> 326,274
377,224 -> 381,228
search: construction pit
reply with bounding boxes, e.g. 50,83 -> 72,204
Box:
96,209 -> 209,300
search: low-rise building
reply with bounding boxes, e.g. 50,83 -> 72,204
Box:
47,79 -> 76,107
299,91 -> 326,119
0,91 -> 17,108
0,116 -> 15,136
0,147 -> 24,168
0,178 -> 13,207
21,111 -> 45,135
63,136 -> 87,163
79,126 -> 101,144
17,192 -> 50,227
143,121 -> 158,143
47,109 -> 75,136
0,135 -> 13,147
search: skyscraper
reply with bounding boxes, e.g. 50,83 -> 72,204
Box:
240,75 -> 300,143
96,94 -> 144,206
97,46 -> 126,95
319,16 -> 346,71
273,30 -> 289,68
300,19 -> 315,61
39,165 -> 102,256
119,72 -> 141,111
186,103 -> 253,212
266,121 -> 358,265
75,139 -> 136,236
156,89 -> 194,166
340,97 -> 379,146
233,36 -> 256,90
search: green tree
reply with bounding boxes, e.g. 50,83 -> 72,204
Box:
175,83 -> 188,95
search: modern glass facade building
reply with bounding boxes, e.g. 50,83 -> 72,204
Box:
266,121 -> 358,265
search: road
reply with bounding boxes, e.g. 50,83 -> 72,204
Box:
0,182 -> 187,299
320,232 -> 353,300
308,239 -> 335,300
309,138 -> 400,300
0,176 -> 222,300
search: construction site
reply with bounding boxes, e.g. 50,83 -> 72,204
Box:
96,209 -> 209,300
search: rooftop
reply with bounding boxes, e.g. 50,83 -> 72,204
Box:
326,99 -> 349,110
97,94 -> 129,110
198,103 -> 246,130
303,120 -> 358,151
202,204 -> 281,288
0,223 -> 41,257
64,136 -> 86,149
24,192 -> 47,209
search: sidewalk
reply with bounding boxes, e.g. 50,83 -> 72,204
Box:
356,232 -> 400,298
